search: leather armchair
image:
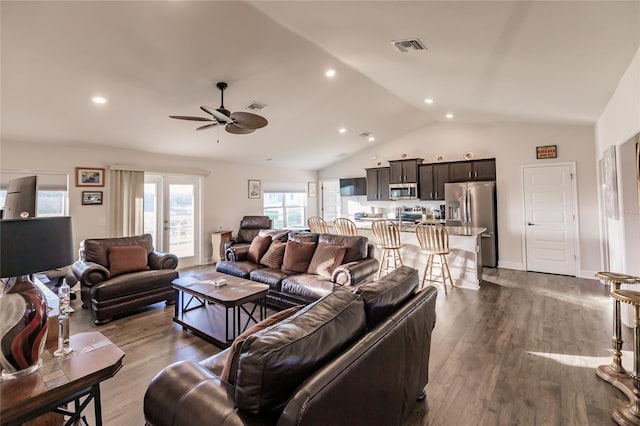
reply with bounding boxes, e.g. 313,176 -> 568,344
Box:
224,216 -> 272,252
72,234 -> 178,324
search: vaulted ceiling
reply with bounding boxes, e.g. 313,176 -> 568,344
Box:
2,1 -> 638,170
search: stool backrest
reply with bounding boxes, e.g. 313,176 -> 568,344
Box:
371,220 -> 402,248
308,216 -> 329,234
333,218 -> 358,236
415,223 -> 449,254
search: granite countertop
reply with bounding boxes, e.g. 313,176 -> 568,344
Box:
342,220 -> 485,236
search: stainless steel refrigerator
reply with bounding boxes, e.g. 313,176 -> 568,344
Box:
445,181 -> 498,267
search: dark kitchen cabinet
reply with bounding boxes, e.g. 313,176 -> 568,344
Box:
419,163 -> 449,200
389,159 -> 423,184
448,159 -> 496,182
366,167 -> 390,201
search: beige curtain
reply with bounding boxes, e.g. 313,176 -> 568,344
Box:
110,170 -> 144,237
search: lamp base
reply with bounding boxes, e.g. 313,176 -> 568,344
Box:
0,358 -> 42,380
0,275 -> 49,378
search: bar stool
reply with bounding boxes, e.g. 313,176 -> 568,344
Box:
596,272 -> 640,385
371,219 -> 404,280
333,218 -> 358,236
611,289 -> 640,425
307,216 -> 328,234
415,223 -> 454,293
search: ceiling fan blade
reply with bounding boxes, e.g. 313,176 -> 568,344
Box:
226,123 -> 256,134
201,106 -> 233,124
169,115 -> 214,122
230,112 -> 268,130
196,123 -> 218,131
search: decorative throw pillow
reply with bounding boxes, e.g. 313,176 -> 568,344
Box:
247,235 -> 272,264
260,240 -> 286,269
108,246 -> 149,277
307,243 -> 347,278
221,305 -> 303,385
282,240 -> 317,273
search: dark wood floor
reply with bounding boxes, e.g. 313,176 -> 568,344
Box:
67,266 -> 628,425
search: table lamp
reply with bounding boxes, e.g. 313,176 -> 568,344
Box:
0,216 -> 73,378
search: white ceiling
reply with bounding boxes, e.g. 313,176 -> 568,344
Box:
2,1 -> 639,170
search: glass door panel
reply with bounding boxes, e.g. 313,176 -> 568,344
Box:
168,184 -> 195,258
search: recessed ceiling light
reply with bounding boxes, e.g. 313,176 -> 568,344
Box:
325,69 -> 336,78
266,158 -> 272,162
424,98 -> 434,104
92,96 -> 107,104
339,128 -> 347,134
445,113 -> 454,119
368,136 -> 375,142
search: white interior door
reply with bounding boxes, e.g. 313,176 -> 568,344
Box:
523,164 -> 577,275
144,174 -> 201,268
321,180 -> 340,221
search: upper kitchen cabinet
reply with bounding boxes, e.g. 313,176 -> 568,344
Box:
366,167 -> 390,201
419,163 -> 449,200
448,159 -> 496,182
389,159 -> 423,184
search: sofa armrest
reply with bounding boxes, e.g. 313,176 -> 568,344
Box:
72,260 -> 110,287
225,244 -> 250,262
148,251 -> 178,270
331,258 -> 379,286
144,361 -> 274,426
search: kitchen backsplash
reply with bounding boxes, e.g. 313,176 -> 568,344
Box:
340,196 -> 444,218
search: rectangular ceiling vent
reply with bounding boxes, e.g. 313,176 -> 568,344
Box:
391,38 -> 427,53
245,101 -> 266,111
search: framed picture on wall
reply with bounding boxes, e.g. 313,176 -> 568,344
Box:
248,179 -> 261,199
76,167 -> 105,187
82,191 -> 103,205
308,182 -> 317,198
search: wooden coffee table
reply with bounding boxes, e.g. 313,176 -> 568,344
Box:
1,331 -> 124,426
172,272 -> 269,348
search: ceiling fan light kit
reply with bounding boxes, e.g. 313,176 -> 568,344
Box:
170,82 -> 268,135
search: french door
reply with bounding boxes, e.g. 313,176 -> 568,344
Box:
144,174 -> 202,268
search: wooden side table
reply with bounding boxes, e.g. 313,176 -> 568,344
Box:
211,230 -> 232,264
1,331 -> 124,426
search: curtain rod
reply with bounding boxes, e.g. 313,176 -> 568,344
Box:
110,164 -> 211,176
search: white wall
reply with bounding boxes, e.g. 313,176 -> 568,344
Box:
319,121 -> 599,277
596,45 -> 640,277
0,140 -> 318,263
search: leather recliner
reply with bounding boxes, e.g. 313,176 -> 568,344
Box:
72,234 -> 178,324
224,215 -> 273,252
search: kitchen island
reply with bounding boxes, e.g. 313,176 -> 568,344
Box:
332,221 -> 486,290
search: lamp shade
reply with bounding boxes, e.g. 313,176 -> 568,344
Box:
0,216 -> 74,278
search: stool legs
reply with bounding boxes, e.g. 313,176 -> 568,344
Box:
376,248 -> 403,280
613,304 -> 640,425
597,282 -> 630,382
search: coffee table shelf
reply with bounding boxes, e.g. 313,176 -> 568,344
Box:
172,273 -> 269,348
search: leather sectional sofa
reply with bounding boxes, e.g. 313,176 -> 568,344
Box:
144,266 -> 438,426
72,234 -> 178,324
216,231 -> 379,309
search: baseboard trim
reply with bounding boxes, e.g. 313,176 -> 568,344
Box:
497,261 -> 525,271
579,269 -> 599,280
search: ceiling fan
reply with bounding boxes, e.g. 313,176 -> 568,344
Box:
170,82 -> 268,134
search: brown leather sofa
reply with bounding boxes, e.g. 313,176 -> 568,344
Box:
224,215 -> 273,252
144,266 -> 437,426
216,232 -> 379,309
72,234 -> 178,324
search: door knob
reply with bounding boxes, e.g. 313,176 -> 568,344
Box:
527,222 -> 535,226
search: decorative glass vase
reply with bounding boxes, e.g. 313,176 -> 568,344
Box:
0,276 -> 48,379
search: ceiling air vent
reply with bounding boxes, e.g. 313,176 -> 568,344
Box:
245,101 -> 266,112
391,38 -> 427,53
359,131 -> 372,138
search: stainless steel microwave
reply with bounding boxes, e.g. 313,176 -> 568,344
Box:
389,183 -> 418,200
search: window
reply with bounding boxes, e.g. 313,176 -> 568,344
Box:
0,190 -> 68,217
263,192 -> 307,228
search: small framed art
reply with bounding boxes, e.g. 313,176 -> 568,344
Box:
536,145 -> 557,159
248,179 -> 261,199
76,167 -> 105,187
308,182 -> 317,198
82,191 -> 103,205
